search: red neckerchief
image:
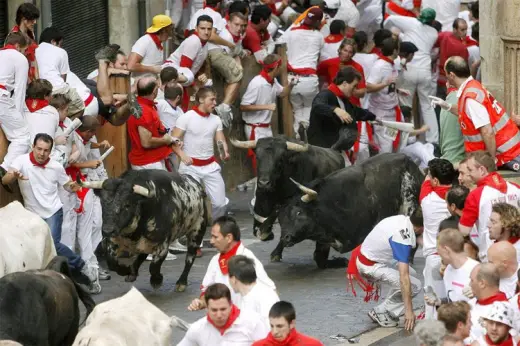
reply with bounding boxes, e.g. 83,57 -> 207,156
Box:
260,70 -> 275,85
218,241 -> 241,274
508,236 -> 520,245
58,121 -> 66,129
517,294 -> 520,310
192,32 -> 208,47
264,328 -> 299,345
1,44 -> 17,51
203,2 -> 219,11
192,105 -> 211,117
477,291 -> 508,306
291,24 -> 313,31
325,34 -> 344,43
464,36 -> 479,47
328,83 -> 345,99
29,151 -> 50,168
485,334 -> 514,346
25,98 -> 49,113
447,87 -> 457,94
419,180 -> 451,202
75,130 -> 89,145
378,55 -> 394,65
207,304 -> 240,335
225,25 -> 241,43
147,33 -> 163,51
137,96 -> 157,110
370,47 -> 381,55
11,25 -> 35,40
477,172 -> 508,194
224,14 -> 230,21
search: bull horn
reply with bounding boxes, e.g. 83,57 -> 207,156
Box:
253,213 -> 268,223
289,178 -> 317,203
230,138 -> 256,149
286,142 -> 309,152
133,182 -> 156,198
76,174 -> 105,189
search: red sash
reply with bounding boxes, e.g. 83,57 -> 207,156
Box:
246,122 -> 270,173
346,245 -> 380,302
65,166 -> 90,214
84,93 -> 94,107
393,106 -> 403,152
191,156 -> 216,166
350,122 -> 375,164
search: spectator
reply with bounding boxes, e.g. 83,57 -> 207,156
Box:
156,66 -> 179,101
319,20 -> 346,63
437,301 -> 472,342
24,79 -> 59,145
252,301 -> 323,346
178,283 -> 269,345
487,242 -> 519,299
439,82 -> 465,166
456,158 -> 474,190
472,302 -> 516,346
242,5 -> 275,64
488,203 -> 520,262
11,2 -> 40,82
157,82 -> 184,172
86,44 -> 128,81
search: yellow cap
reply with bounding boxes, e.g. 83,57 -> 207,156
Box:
146,15 -> 173,33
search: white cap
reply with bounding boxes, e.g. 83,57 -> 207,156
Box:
484,302 -> 514,328
177,67 -> 195,87
323,0 -> 340,10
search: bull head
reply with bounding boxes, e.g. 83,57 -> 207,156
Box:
290,178 -> 318,203
230,139 -> 309,152
76,174 -> 156,198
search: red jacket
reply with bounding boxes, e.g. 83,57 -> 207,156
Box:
253,329 -> 323,346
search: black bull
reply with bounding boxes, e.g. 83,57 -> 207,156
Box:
278,153 -> 424,268
77,169 -> 209,292
231,136 -> 345,260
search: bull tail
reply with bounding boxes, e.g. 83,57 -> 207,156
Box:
170,315 -> 192,331
399,157 -> 424,216
46,256 -> 96,320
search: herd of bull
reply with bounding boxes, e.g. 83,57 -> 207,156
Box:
0,135 -> 425,345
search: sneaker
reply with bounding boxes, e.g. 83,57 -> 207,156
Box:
368,309 -> 399,328
146,252 -> 177,261
80,263 -> 98,283
0,166 -> 13,193
95,45 -> 117,62
98,268 -> 111,281
128,92 -> 143,119
87,279 -> 102,294
169,239 -> 188,252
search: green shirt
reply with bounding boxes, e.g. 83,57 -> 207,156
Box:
440,91 -> 465,165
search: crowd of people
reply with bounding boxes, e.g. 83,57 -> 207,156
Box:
3,0 -> 520,345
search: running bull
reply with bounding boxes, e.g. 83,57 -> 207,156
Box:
278,153 -> 423,268
77,169 -> 209,292
231,136 -> 344,261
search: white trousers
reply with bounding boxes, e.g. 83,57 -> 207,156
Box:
398,65 -> 439,143
370,107 -> 400,154
423,254 -> 445,319
290,75 -> 319,134
178,161 -> 227,220
400,142 -> 435,169
131,160 -> 167,171
358,260 -> 422,318
0,96 -> 30,170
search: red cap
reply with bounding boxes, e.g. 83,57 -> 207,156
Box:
303,7 -> 323,26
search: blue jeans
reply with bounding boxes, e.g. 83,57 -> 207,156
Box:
44,208 -> 85,270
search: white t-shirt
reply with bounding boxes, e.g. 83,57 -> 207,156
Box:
164,35 -> 209,81
175,110 -> 223,159
241,75 -> 283,124
443,258 -> 479,303
334,0 -> 360,29
421,0 -> 461,33
278,26 -> 324,71
234,282 -> 280,328
319,40 -> 342,63
66,71 -> 91,100
189,8 -> 226,51
177,309 -> 269,346
10,153 -> 70,219
469,297 -> 513,342
420,180 -> 452,257
361,215 -> 416,264
211,26 -> 242,54
0,48 -> 29,113
35,42 -> 70,90
131,34 -> 164,77
500,273 -> 518,299
25,105 -> 60,145
156,99 -> 183,131
510,293 -> 520,333
367,58 -> 399,110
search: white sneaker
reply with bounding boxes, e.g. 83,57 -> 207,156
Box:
80,263 -> 98,283
169,239 -> 188,252
146,253 -> 177,261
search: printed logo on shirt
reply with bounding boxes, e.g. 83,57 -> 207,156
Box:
399,228 -> 411,240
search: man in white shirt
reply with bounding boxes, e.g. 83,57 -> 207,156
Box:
172,87 -> 229,220
437,302 -> 472,342
347,212 -> 424,331
24,79 -> 60,146
228,255 -> 280,327
128,15 -> 173,77
421,0 -> 461,32
1,133 -> 97,286
188,216 -> 276,310
473,302 -> 517,346
319,20 -> 345,63
0,32 -> 30,192
384,8 -> 439,144
179,283 -> 268,346
420,159 -> 456,318
487,242 -> 519,299
86,45 -> 128,81
157,82 -> 184,171
488,203 -> 520,262
278,7 -> 324,136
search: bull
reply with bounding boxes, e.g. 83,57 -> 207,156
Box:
278,153 -> 423,268
77,169 -> 209,292
231,136 -> 344,261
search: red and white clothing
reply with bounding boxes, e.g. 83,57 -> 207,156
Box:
435,32 -> 470,87
443,258 -> 479,303
469,292 -> 511,342
509,293 -> 520,333
164,34 -> 209,84
66,71 -> 98,117
130,34 -> 164,78
200,242 -> 276,305
24,99 -> 59,145
500,274 -> 518,300
156,99 -> 183,131
234,281 -> 280,328
178,305 -> 269,346
253,329 -> 324,346
35,42 -> 70,92
211,26 -> 244,54
0,45 -> 30,170
189,7 -> 225,45
319,34 -> 343,62
278,24 -> 324,134
421,0 -> 461,33
10,25 -> 38,82
460,172 -> 520,262
242,24 -> 274,63
127,97 -> 172,170
420,180 -> 451,318
176,107 -> 227,219
385,0 -> 420,18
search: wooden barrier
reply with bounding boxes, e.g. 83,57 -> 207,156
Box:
0,128 -> 23,208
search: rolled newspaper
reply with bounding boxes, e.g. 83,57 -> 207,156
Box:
63,118 -> 82,136
99,146 -> 114,161
217,140 -> 225,162
373,120 -> 415,133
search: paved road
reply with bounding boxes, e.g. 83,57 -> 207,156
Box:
91,190 -> 426,345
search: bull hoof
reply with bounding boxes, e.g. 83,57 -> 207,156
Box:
175,283 -> 187,292
150,274 -> 164,289
260,232 -> 274,241
125,274 -> 137,282
270,254 -> 282,262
